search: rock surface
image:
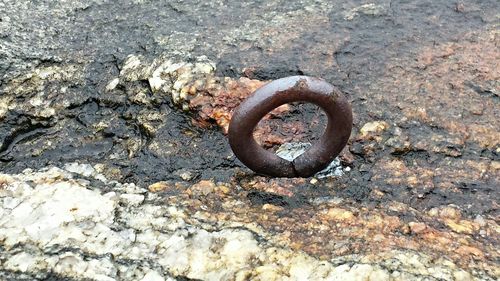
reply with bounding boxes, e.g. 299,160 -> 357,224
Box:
0,165 -> 494,280
1,0 -> 499,280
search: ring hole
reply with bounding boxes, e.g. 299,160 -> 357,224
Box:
252,102 -> 327,152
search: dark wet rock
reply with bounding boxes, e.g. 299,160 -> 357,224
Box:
1,0 -> 499,280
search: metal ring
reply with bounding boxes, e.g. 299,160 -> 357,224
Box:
228,76 -> 352,177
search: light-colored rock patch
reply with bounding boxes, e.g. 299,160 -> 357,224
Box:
0,165 -> 491,280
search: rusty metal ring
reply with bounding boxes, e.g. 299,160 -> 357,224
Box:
228,76 -> 352,177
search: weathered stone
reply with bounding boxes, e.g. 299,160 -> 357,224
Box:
359,121 -> 389,137
408,222 -> 427,234
2,165 -> 495,280
324,208 -> 355,222
1,0 -> 499,280
189,179 -> 216,196
445,219 -> 479,235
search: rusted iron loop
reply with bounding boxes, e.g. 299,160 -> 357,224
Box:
228,76 -> 352,177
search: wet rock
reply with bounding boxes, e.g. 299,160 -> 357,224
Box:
173,169 -> 196,181
359,121 -> 389,138
1,0 -> 500,280
385,130 -> 412,155
2,64 -> 86,118
413,132 -> 465,157
276,142 -> 348,179
106,53 -> 320,151
148,55 -> 216,109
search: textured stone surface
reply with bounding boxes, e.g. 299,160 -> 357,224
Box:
1,0 -> 499,280
1,165 -> 494,280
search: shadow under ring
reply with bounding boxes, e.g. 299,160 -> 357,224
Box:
228,76 -> 353,177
